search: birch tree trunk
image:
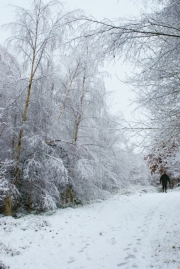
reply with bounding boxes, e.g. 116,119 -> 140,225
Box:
15,11 -> 40,183
73,76 -> 86,145
5,196 -> 12,216
57,63 -> 80,121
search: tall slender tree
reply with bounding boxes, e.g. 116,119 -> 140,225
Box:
5,0 -> 77,182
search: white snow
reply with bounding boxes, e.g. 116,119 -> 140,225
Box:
1,188 -> 180,269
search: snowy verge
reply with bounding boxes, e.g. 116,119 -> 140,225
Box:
119,184 -> 157,196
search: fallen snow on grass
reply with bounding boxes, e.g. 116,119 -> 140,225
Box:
1,187 -> 180,269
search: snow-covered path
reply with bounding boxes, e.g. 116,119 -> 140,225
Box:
1,190 -> 180,269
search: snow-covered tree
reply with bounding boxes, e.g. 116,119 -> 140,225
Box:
0,0 -> 152,215
79,0 -> 180,179
4,0 -> 78,181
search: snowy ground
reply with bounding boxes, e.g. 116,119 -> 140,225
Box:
1,187 -> 180,269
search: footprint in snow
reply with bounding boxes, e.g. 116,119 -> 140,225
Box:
109,237 -> 116,245
125,254 -> 136,260
117,262 -> 128,267
87,257 -> 92,261
67,257 -> 75,263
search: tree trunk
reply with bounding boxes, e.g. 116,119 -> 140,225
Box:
12,114 -> 17,161
15,12 -> 39,183
15,79 -> 33,182
57,63 -> 80,121
5,196 -> 12,216
73,76 -> 86,145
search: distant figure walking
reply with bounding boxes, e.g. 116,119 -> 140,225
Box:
160,172 -> 171,193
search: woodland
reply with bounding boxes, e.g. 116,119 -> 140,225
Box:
0,0 -> 180,216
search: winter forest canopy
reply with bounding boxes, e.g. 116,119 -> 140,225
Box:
1,0 -> 180,216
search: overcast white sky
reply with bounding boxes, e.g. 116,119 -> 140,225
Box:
0,0 -> 144,120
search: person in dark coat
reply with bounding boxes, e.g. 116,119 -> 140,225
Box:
160,171 -> 171,193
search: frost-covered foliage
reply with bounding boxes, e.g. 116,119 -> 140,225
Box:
79,0 -> 180,180
169,147 -> 180,180
0,160 -> 19,213
0,0 -> 150,215
146,139 -> 178,171
0,161 -> 11,205
127,152 -> 151,186
134,0 -> 180,180
20,137 -> 69,211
